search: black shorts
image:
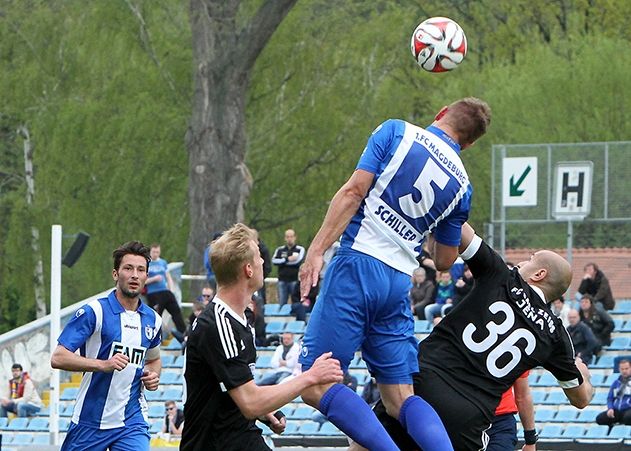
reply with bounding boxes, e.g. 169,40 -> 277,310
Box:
146,290 -> 177,309
373,369 -> 492,451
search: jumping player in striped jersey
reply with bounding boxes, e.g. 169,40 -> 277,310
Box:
298,98 -> 491,451
51,241 -> 162,451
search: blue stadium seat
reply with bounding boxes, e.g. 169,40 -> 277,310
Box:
60,387 -> 79,401
265,321 -> 285,334
164,339 -> 183,351
278,304 -> 292,316
603,372 -> 619,386
259,423 -> 273,435
59,418 -> 70,431
264,304 -> 280,315
60,404 -> 74,417
593,355 -> 615,369
33,434 -> 49,445
166,355 -> 185,368
590,373 -> 606,387
285,320 -> 306,334
528,373 -> 539,385
608,425 -> 631,439
620,321 -> 631,332
611,300 -> 631,314
161,387 -> 183,402
584,424 -> 610,439
352,372 -> 369,386
37,406 -> 49,416
607,336 -> 631,350
592,391 -> 608,405
576,409 -> 598,423
280,406 -> 294,418
149,420 -> 162,434
560,425 -> 585,439
531,391 -> 546,404
26,417 -> 48,432
542,391 -> 568,405
160,355 -> 174,367
554,408 -> 578,422
7,417 -> 29,431
298,422 -> 320,435
613,319 -> 625,331
145,389 -> 163,401
414,320 -> 430,333
532,372 -> 556,387
256,355 -> 273,369
149,404 -> 165,418
318,422 -> 342,435
290,406 -> 316,420
161,371 -> 180,384
539,425 -> 563,439
349,357 -> 367,369
283,422 -> 300,435
0,417 -> 8,429
534,409 -> 556,422
11,434 -> 34,445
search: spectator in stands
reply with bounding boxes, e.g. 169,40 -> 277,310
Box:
258,332 -> 300,386
246,295 -> 267,347
183,300 -> 205,347
187,286 -> 214,328
146,243 -> 187,340
0,363 -> 42,417
162,400 -> 184,436
576,262 -> 615,310
551,296 -> 571,328
567,308 -> 600,365
272,229 -> 305,306
596,358 -> 631,430
197,285 -> 215,306
290,280 -> 318,322
423,270 -> 455,321
452,264 -> 473,307
409,267 -> 435,321
579,294 -> 615,348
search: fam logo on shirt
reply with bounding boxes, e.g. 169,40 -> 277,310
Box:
110,341 -> 147,368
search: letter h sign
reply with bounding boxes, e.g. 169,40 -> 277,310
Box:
553,161 -> 593,219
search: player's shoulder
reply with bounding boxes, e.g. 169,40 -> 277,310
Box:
371,118 -> 406,137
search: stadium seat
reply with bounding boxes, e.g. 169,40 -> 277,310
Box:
59,418 -> 70,431
166,355 -> 185,368
283,422 -> 300,435
592,391 -> 608,405
575,409 -> 598,423
593,355 -> 615,369
149,420 -> 162,434
531,391 -> 546,404
160,355 -> 174,367
583,424 -> 610,439
553,408 -> 578,422
611,300 -> 631,314
26,417 -> 48,432
620,320 -> 631,332
145,389 -> 163,401
161,387 -> 183,402
265,321 -> 285,334
613,319 -> 625,330
290,406 -> 316,420
149,404 -> 165,418
37,406 -> 50,416
60,387 -> 79,401
0,417 -> 8,429
285,320 -> 306,334
60,404 -> 74,417
256,355 -> 273,369
11,434 -> 34,445
264,304 -> 280,315
164,339 -> 183,351
542,391 -> 568,405
349,357 -> 367,369
590,373 -> 606,387
298,422 -> 320,435
560,425 -> 585,439
318,422 -> 342,436
259,423 -> 273,435
414,320 -> 430,333
603,372 -> 619,386
528,373 -> 539,385
607,336 -> 631,350
534,409 -> 556,422
278,304 -> 292,316
7,417 -> 29,431
539,425 -> 563,439
532,372 -> 556,387
33,434 -> 49,445
160,371 -> 180,384
608,425 -> 631,439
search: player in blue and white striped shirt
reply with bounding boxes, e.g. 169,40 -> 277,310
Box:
298,98 -> 491,451
51,241 -> 162,451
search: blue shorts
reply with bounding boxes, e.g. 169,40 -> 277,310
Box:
61,421 -> 150,451
486,413 -> 517,451
299,249 -> 418,384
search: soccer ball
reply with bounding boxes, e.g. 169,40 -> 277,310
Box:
410,17 -> 467,73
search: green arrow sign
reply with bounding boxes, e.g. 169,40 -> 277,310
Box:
509,165 -> 532,196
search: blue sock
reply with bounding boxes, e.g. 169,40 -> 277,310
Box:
399,395 -> 454,451
320,384 -> 399,451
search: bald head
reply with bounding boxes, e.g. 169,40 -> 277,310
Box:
517,250 -> 572,301
567,308 -> 580,326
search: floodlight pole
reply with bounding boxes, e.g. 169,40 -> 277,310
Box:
49,225 -> 62,445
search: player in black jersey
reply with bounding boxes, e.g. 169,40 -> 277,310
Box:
354,223 -> 594,450
181,224 -> 343,451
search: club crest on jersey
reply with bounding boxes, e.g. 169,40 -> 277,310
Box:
110,341 -> 147,368
145,325 -> 155,340
75,308 -> 85,318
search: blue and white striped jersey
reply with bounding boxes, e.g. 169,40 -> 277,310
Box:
342,119 -> 472,275
58,290 -> 162,429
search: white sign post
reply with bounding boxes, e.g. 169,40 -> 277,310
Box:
502,157 -> 538,207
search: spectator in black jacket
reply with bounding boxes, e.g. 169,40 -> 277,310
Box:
453,264 -> 473,307
272,229 -> 305,306
409,267 -> 435,320
567,308 -> 600,365
576,262 -> 615,310
579,294 -> 615,349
